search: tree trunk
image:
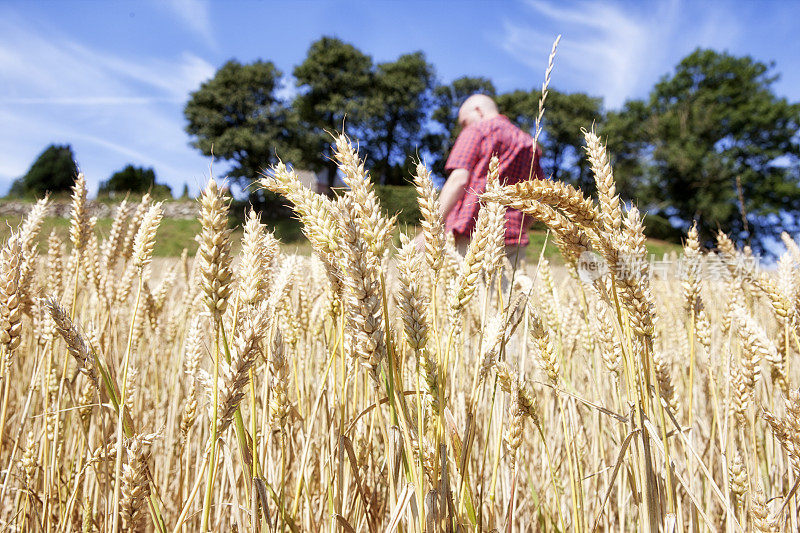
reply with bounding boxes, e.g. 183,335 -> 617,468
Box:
551,147 -> 563,181
380,117 -> 398,185
324,116 -> 338,194
325,158 -> 338,194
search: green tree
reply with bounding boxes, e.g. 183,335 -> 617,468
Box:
98,165 -> 172,198
602,100 -> 652,201
545,91 -> 604,189
615,49 -> 800,248
426,76 -> 496,176
497,88 -> 604,189
184,59 -> 302,188
363,51 -> 435,185
495,89 -> 537,131
293,37 -> 373,188
9,144 -> 78,197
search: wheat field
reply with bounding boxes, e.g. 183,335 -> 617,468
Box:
0,128 -> 797,532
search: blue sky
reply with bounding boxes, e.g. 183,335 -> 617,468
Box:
1,0 -> 798,196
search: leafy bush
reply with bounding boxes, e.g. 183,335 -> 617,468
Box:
99,165 -> 172,199
375,185 -> 421,227
8,144 -> 78,198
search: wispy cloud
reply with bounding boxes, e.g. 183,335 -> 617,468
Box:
499,0 -> 739,109
69,131 -> 192,179
0,12 -> 215,194
2,97 -> 180,105
0,18 -> 214,104
161,0 -> 216,50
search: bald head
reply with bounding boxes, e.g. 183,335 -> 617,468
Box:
458,94 -> 499,128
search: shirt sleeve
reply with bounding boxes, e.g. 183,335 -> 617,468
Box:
444,125 -> 483,174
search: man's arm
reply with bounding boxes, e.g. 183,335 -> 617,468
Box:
415,125 -> 478,249
438,168 -> 469,220
440,124 -> 481,219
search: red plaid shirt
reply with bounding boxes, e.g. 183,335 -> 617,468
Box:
444,114 -> 543,246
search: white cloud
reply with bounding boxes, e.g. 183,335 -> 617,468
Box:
0,19 -> 214,104
275,77 -> 299,103
499,0 -> 739,109
2,97 -> 178,105
161,0 -> 216,50
0,14 -> 216,194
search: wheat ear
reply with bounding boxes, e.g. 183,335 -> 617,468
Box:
197,179 -> 233,319
0,236 -> 23,359
413,161 -> 446,274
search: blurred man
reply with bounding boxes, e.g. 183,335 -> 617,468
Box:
440,94 -> 544,264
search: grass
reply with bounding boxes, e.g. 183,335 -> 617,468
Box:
0,214 -> 309,256
0,213 -> 680,259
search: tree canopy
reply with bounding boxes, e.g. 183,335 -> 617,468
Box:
99,165 -> 172,198
181,43 -> 800,251
362,52 -> 435,185
293,37 -> 374,187
498,89 -> 603,189
605,48 -> 800,247
9,144 -> 78,198
426,76 -> 496,176
184,59 -> 302,188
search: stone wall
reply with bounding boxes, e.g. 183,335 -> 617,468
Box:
0,200 -> 197,219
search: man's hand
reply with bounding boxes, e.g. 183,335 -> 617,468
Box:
413,231 -> 425,253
